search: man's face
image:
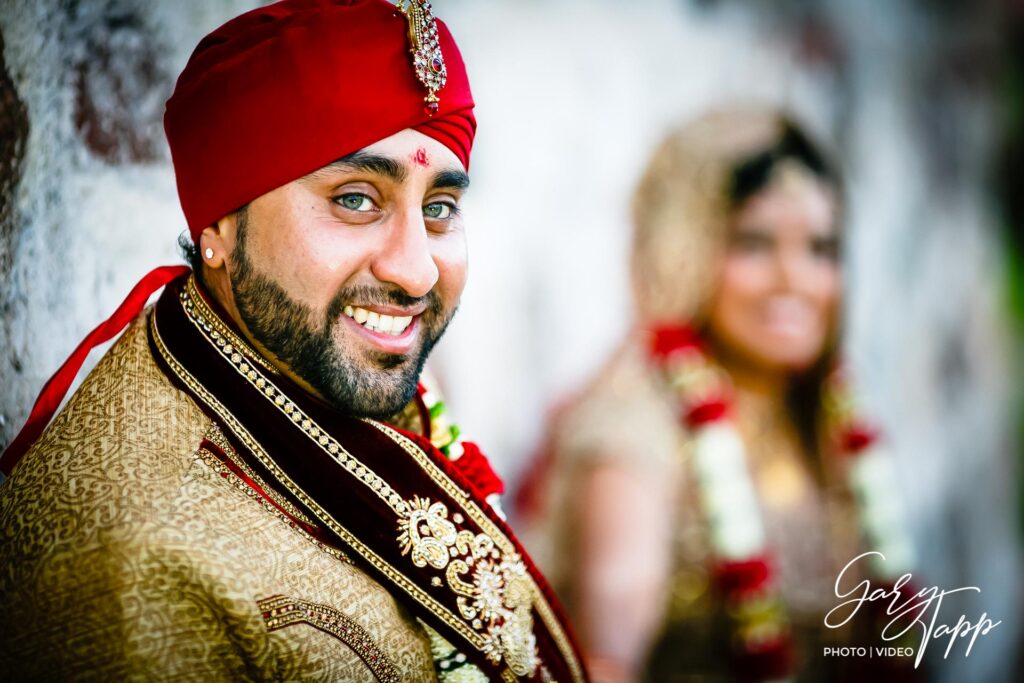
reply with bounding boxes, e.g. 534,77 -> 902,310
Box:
222,129 -> 469,418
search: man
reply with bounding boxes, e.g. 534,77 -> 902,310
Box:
0,1 -> 585,681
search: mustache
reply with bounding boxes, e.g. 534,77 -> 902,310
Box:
325,284 -> 443,320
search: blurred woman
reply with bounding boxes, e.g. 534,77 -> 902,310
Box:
519,108 -> 919,682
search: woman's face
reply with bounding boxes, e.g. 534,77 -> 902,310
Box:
705,169 -> 841,375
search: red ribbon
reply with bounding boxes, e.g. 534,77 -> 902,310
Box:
1,266 -> 190,476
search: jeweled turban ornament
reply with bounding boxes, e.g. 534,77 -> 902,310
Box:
397,0 -> 448,115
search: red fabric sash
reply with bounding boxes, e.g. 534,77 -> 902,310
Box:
1,266 -> 190,476
148,275 -> 586,682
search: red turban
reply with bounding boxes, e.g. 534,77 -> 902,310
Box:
1,0 -> 476,474
165,0 -> 477,239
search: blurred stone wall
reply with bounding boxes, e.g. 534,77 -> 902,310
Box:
0,0 -> 259,444
1,0 -> 1019,679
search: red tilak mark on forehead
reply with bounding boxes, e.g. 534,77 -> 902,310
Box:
411,147 -> 430,167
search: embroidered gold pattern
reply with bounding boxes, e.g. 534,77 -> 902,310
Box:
154,277 -> 585,682
399,497 -> 538,674
257,595 -> 400,683
369,420 -> 588,682
0,316 -> 436,681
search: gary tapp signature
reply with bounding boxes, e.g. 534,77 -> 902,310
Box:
823,552 -> 1001,668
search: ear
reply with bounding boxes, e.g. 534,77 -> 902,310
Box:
198,217 -> 233,270
196,212 -> 244,319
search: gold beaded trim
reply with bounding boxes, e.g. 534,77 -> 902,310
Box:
184,278 -> 277,373
160,278 -> 584,682
367,420 -> 583,682
257,594 -> 400,683
203,422 -> 316,526
180,280 -> 410,516
150,298 -> 482,648
195,429 -> 348,564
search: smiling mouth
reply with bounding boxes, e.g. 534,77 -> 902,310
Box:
761,297 -> 819,337
342,305 -> 415,336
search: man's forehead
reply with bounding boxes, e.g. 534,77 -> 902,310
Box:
306,137 -> 470,189
330,129 -> 464,171
312,152 -> 409,183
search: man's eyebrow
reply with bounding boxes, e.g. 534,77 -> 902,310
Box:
311,151 -> 408,183
430,169 -> 470,191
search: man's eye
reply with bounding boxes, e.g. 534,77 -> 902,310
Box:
424,202 -> 455,220
336,194 -> 375,212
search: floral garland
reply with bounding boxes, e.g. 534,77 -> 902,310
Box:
647,325 -> 915,680
413,372 -> 507,517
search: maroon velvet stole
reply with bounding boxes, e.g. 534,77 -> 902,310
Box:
148,275 -> 586,683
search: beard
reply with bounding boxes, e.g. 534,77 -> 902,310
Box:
227,212 -> 455,418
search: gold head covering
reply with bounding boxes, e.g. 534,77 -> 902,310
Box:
631,107 -> 797,325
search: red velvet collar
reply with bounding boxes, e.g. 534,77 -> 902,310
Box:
149,275 -> 586,683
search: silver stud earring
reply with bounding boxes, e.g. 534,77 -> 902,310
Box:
204,247 -> 214,259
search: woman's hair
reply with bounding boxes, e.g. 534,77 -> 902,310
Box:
728,120 -> 840,208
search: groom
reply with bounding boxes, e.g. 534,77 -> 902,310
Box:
0,2 -> 585,681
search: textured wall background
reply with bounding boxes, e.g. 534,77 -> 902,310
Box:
1,0 -> 1020,679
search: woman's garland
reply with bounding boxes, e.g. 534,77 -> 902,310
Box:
647,325 -> 915,680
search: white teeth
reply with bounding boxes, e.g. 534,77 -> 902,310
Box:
342,306 -> 415,336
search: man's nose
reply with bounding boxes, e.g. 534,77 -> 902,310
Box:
369,209 -> 439,298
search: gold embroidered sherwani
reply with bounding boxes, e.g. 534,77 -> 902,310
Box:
0,315 -> 436,681
2,274 -> 586,683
